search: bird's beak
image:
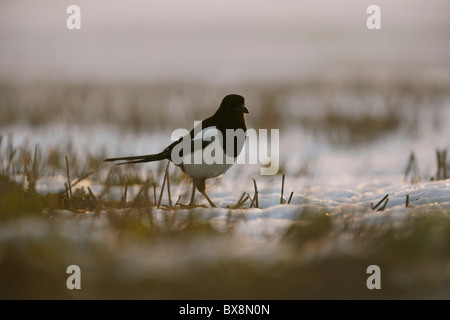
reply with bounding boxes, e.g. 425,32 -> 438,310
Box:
241,104 -> 249,114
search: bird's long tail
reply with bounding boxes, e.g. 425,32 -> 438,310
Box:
104,150 -> 169,165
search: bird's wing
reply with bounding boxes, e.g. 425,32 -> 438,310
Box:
104,120 -> 221,165
172,125 -> 219,158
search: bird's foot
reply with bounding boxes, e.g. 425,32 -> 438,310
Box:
176,202 -> 209,209
177,203 -> 196,209
176,202 -> 212,209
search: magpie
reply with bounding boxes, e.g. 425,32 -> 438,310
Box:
104,94 -> 249,207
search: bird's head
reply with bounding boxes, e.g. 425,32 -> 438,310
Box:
217,94 -> 249,116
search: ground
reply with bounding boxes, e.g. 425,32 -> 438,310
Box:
0,81 -> 449,299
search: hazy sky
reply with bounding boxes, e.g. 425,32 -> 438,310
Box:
0,0 -> 449,83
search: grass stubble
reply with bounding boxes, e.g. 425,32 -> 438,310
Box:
0,136 -> 449,299
0,81 -> 450,299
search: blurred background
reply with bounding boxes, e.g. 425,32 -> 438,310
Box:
1,0 -> 449,186
1,0 -> 449,145
1,0 -> 449,83
1,0 -> 450,299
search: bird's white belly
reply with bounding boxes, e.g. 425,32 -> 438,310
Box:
182,161 -> 234,179
177,125 -> 244,179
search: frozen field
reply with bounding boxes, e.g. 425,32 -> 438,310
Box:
1,82 -> 449,299
1,0 -> 450,300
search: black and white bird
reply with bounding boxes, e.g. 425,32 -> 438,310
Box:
104,94 -> 249,207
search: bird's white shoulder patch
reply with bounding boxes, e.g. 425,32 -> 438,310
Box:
192,126 -> 219,141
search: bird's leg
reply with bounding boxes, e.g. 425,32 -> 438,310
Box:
177,179 -> 197,208
200,191 -> 217,208
187,179 -> 196,207
195,178 -> 217,208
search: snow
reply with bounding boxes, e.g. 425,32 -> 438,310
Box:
1,85 -> 450,243
1,115 -> 449,299
5,120 -> 450,216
